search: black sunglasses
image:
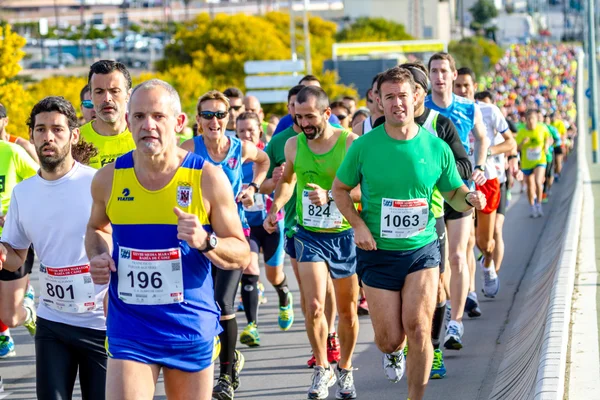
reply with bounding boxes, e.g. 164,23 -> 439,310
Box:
200,111 -> 228,120
336,114 -> 348,120
229,105 -> 243,112
81,100 -> 94,109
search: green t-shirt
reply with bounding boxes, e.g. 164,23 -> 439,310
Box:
295,130 -> 351,233
265,127 -> 298,237
0,141 -> 38,235
516,124 -> 549,170
336,125 -> 463,251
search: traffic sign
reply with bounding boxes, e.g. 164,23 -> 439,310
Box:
244,60 -> 305,75
586,88 -> 592,98
246,90 -> 288,104
245,75 -> 300,90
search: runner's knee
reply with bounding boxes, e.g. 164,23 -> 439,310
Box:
306,298 -> 325,320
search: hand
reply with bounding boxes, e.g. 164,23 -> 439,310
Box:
174,207 -> 208,249
354,222 -> 377,251
272,163 -> 285,184
0,215 -> 5,228
471,169 -> 487,186
263,212 -> 279,234
508,157 -> 519,176
515,169 -> 524,181
236,186 -> 256,208
306,183 -> 329,206
466,191 -> 487,211
0,243 -> 6,271
90,253 -> 116,285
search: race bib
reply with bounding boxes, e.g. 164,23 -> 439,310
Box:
118,247 -> 184,305
380,198 -> 429,239
302,189 -> 343,229
526,147 -> 542,161
242,185 -> 265,212
39,264 -> 96,313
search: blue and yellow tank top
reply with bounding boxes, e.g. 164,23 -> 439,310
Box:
192,135 -> 247,229
106,151 -> 221,344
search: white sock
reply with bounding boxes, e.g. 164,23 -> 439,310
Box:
0,329 -> 9,337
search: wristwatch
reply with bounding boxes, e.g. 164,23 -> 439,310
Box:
327,190 -> 334,202
248,182 -> 260,192
475,165 -> 485,172
465,192 -> 475,207
201,233 -> 218,253
487,148 -> 493,157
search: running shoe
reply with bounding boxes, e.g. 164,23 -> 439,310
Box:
258,282 -> 267,305
24,284 -> 35,306
481,259 -> 499,298
327,333 -> 341,364
0,336 -> 15,358
231,350 -> 245,391
240,322 -> 260,347
530,205 -> 539,218
506,190 -> 512,207
537,203 -> 544,217
444,321 -> 464,350
22,302 -> 36,337
445,304 -> 452,329
278,292 -> 294,331
212,375 -> 234,400
382,351 -> 405,383
430,348 -> 447,379
335,367 -> 357,399
465,291 -> 482,318
542,193 -> 549,203
308,365 -> 336,399
357,297 -> 369,316
403,343 -> 408,358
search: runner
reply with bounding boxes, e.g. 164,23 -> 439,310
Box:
235,111 -> 293,347
80,60 -> 136,169
273,75 -> 341,136
353,75 -> 384,135
80,84 -> 96,124
87,79 -> 250,400
243,95 -> 274,144
332,66 -> 486,400
0,120 -> 38,360
341,96 -> 357,116
261,85 -> 341,369
223,88 -> 245,138
350,109 -> 369,129
454,67 -> 516,304
400,62 -> 472,379
516,109 -> 550,218
264,85 -> 360,400
330,101 -> 352,129
0,103 -> 39,162
426,53 -> 489,350
541,112 -> 561,203
0,96 -> 108,400
549,112 -> 565,181
181,89 -> 269,399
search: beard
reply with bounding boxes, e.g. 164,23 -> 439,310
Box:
302,121 -> 326,141
36,141 -> 71,173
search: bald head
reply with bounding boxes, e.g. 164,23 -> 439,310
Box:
243,95 -> 264,120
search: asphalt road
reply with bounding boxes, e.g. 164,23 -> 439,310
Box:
0,164 -> 572,399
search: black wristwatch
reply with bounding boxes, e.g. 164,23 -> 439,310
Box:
248,182 -> 260,192
201,233 -> 218,253
327,190 -> 334,202
465,192 -> 475,207
474,165 -> 485,172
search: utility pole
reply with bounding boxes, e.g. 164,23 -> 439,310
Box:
587,0 -> 599,163
302,0 -> 311,74
80,1 -> 86,66
289,0 -> 297,61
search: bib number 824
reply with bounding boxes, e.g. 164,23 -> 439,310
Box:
308,203 -> 331,217
126,271 -> 163,289
384,214 -> 420,228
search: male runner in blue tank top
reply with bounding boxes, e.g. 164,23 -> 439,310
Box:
425,52 -> 490,350
87,79 -> 251,400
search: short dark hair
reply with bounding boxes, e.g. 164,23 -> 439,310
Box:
299,75 -> 320,85
296,86 -> 330,112
0,103 -> 7,119
371,73 -> 381,87
377,67 -> 416,95
428,52 -> 457,72
457,67 -> 476,83
80,85 -> 90,102
342,95 -> 356,103
330,101 -> 351,115
288,85 -> 305,102
525,108 -> 538,117
27,96 -> 79,132
223,87 -> 244,100
474,91 -> 493,101
236,111 -> 262,128
88,60 -> 132,90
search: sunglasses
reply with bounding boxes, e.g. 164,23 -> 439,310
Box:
200,111 -> 228,120
81,100 -> 93,109
229,105 -> 243,112
336,114 -> 348,120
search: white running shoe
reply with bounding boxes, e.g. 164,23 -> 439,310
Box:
444,321 -> 464,350
382,351 -> 405,383
308,365 -> 336,399
481,259 -> 499,298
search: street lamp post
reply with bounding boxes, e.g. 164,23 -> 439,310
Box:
302,0 -> 311,74
53,0 -> 63,66
289,0 -> 297,61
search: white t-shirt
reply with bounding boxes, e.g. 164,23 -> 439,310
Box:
477,102 -> 509,180
1,162 -> 107,330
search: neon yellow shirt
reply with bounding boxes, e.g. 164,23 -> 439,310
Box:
552,119 -> 567,139
80,121 -> 136,169
516,124 -> 550,170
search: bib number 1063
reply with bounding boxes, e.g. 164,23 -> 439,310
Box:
383,214 -> 420,228
380,198 -> 429,239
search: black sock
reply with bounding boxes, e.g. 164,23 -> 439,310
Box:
273,274 -> 290,307
241,274 -> 259,325
431,301 -> 446,349
219,318 -> 238,377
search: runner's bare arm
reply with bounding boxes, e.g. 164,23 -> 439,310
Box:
85,165 -> 114,260
180,138 -> 194,152
16,137 -> 39,163
200,163 -> 250,269
0,243 -> 28,272
491,131 -> 517,156
239,140 -> 270,198
269,137 -> 297,215
441,185 -> 486,212
345,132 -> 362,202
472,107 -> 490,166
331,178 -> 365,229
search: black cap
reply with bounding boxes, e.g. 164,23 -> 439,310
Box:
0,104 -> 6,118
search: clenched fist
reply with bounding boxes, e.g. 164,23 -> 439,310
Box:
90,253 -> 116,285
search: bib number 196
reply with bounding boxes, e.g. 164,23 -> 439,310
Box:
126,271 -> 163,289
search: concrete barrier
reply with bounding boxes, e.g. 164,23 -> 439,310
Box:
488,48 -> 585,400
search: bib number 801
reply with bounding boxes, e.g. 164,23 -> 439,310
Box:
127,271 -> 163,289
308,203 -> 331,217
46,283 -> 74,300
384,214 -> 420,228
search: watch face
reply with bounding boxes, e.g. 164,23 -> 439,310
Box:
209,234 -> 218,248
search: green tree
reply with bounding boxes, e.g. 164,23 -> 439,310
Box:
335,17 -> 414,43
469,0 -> 498,27
448,37 -> 503,78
